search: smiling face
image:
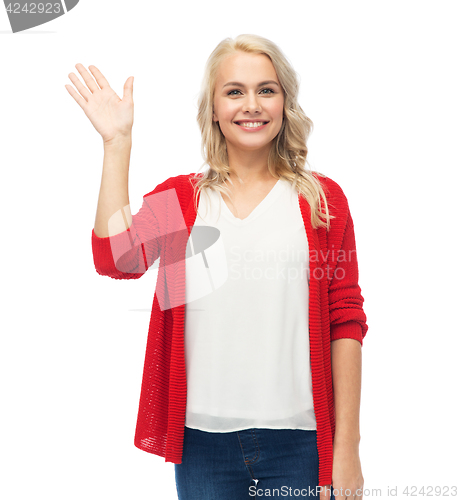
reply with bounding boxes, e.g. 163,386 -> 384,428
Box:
212,51 -> 285,157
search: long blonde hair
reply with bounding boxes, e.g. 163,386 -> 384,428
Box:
190,33 -> 333,230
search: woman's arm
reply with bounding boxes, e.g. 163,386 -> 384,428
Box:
331,338 -> 361,446
66,64 -> 161,279
330,338 -> 364,499
94,137 -> 132,238
320,177 -> 367,498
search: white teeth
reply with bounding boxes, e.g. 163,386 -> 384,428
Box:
237,122 -> 265,128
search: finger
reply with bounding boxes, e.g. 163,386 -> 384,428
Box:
67,72 -> 92,101
64,83 -> 87,110
87,65 -> 111,90
123,76 -> 134,101
320,485 -> 333,500
75,63 -> 101,93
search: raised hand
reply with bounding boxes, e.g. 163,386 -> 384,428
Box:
65,63 -> 134,145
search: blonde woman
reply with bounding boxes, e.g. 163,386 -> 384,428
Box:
66,34 -> 368,500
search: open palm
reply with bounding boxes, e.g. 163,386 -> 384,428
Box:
65,63 -> 134,144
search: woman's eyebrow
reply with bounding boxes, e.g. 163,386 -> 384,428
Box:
222,80 -> 280,89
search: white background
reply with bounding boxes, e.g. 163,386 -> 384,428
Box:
1,1 -> 458,499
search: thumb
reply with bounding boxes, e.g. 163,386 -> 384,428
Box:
123,76 -> 134,101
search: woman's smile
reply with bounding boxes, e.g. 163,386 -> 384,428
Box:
234,121 -> 270,132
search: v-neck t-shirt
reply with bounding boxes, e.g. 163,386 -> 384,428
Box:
184,177 -> 316,432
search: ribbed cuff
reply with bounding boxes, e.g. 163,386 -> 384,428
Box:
91,227 -> 131,276
330,321 -> 363,345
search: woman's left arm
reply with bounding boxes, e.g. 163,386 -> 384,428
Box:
330,338 -> 364,499
323,183 -> 367,499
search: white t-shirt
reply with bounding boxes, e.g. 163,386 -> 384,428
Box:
184,178 -> 316,432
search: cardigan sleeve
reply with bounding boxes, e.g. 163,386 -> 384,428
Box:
326,190 -> 368,345
91,188 -> 163,280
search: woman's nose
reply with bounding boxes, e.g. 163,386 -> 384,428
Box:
242,94 -> 262,112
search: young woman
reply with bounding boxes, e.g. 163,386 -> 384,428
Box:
66,34 -> 367,500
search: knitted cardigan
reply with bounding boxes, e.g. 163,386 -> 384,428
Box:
91,171 -> 368,486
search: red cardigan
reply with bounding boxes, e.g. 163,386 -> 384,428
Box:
91,172 -> 368,486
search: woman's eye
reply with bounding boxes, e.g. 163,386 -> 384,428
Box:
227,88 -> 275,96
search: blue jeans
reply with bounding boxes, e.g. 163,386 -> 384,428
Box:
174,426 -> 335,499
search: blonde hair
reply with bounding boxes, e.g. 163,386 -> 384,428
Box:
190,33 -> 334,230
